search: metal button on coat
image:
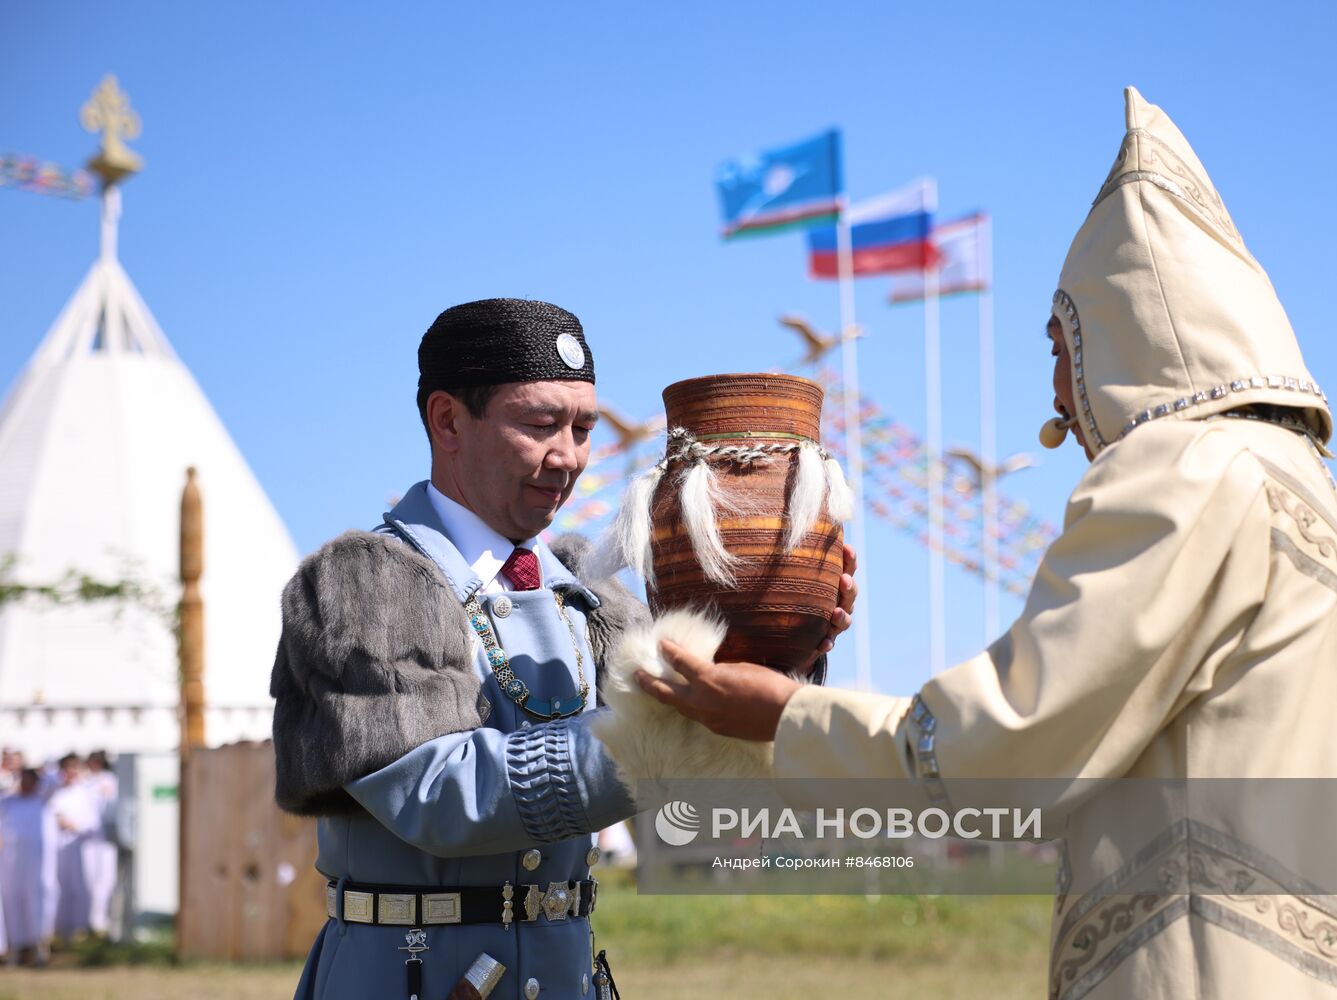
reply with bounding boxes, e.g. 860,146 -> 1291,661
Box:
491,595 -> 513,618
524,978 -> 541,1000
522,849 -> 542,871
586,847 -> 601,867
582,973 -> 590,994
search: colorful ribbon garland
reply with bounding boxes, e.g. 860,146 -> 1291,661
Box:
0,154 -> 94,201
555,366 -> 1057,597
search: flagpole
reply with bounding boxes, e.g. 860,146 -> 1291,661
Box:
978,216 -> 1000,644
835,203 -> 872,693
925,261 -> 945,677
974,217 -> 1003,875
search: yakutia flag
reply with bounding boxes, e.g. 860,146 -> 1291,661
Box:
888,213 -> 990,302
806,178 -> 937,279
716,129 -> 844,240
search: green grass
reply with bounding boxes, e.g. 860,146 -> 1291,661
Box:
592,869 -> 1051,965
67,930 -> 178,969
0,876 -> 1055,999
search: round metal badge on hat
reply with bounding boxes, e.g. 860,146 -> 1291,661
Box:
555,333 -> 586,370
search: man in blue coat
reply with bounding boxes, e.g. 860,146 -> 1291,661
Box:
272,298 -> 848,1000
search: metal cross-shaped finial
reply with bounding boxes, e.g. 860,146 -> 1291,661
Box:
80,75 -> 143,186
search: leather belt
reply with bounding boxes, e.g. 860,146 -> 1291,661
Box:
326,878 -> 599,926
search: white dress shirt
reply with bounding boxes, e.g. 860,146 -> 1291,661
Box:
426,482 -> 542,594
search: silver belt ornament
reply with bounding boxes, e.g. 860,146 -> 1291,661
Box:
328,879 -> 596,927
327,884 -> 462,925
452,953 -> 506,1000
593,949 -> 620,1000
522,880 -> 583,922
399,928 -> 429,1000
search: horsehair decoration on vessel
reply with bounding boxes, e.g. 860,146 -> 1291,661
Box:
591,424 -> 853,588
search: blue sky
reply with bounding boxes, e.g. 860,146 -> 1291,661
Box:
3,1 -> 1335,695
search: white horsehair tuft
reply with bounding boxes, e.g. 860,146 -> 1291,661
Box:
823,456 -> 855,522
679,461 -> 739,586
784,441 -> 827,551
588,465 -> 663,584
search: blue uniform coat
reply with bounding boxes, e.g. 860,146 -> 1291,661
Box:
279,483 -> 639,1000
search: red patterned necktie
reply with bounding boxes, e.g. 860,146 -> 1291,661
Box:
500,547 -> 541,591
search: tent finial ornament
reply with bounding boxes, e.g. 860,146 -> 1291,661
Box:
80,75 -> 143,188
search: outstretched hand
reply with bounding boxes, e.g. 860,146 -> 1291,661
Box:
801,543 -> 859,673
635,639 -> 801,742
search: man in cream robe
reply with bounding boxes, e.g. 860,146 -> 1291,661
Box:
632,88 -> 1337,999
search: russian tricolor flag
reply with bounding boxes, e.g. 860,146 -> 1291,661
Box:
806,179 -> 938,279
888,213 -> 991,302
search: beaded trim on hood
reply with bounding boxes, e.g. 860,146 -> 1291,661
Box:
1052,290 -> 1107,450
1054,288 -> 1328,448
1121,374 -> 1329,439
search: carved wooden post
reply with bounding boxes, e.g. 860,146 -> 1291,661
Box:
180,465 -> 205,749
178,466 -> 204,953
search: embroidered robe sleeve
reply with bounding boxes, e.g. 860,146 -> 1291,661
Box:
773,421 -> 1271,808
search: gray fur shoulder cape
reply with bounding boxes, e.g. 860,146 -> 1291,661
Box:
270,529 -> 647,816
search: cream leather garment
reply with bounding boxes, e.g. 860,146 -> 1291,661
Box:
774,88 -> 1337,999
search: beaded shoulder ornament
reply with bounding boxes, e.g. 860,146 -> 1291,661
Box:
463,590 -> 590,720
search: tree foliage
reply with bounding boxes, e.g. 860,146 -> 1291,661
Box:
0,552 -> 176,629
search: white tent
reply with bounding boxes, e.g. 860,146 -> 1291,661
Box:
0,187 -> 298,759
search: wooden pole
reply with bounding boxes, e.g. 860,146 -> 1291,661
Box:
178,466 -> 204,954
179,466 -> 205,749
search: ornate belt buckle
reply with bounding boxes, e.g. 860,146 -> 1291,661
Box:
587,879 -> 599,915
325,883 -> 338,919
524,885 -> 544,922
343,889 -> 374,924
541,881 -> 573,922
422,892 -> 462,925
379,892 -> 416,925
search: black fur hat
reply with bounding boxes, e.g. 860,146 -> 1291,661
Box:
417,298 -> 595,397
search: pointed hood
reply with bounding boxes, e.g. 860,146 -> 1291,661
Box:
1053,86 -> 1330,455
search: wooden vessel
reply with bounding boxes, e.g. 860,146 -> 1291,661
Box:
648,373 -> 844,674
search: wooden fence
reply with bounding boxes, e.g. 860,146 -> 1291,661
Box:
178,740 -> 326,960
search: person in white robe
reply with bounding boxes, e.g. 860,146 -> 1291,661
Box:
621,87 -> 1337,999
0,847 -> 6,961
0,769 -> 58,966
50,754 -> 98,942
82,751 -> 118,937
0,750 -> 19,796
0,750 -> 17,960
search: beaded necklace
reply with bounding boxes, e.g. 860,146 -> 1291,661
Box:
463,590 -> 590,720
